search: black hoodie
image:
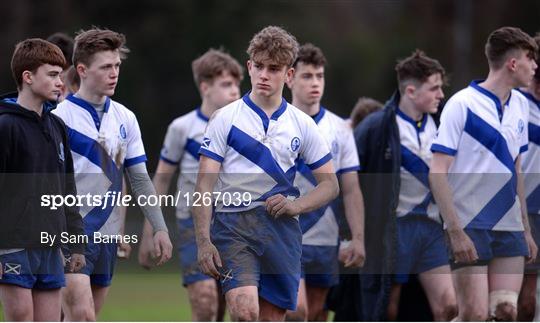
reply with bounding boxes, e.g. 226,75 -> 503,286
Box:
0,93 -> 84,253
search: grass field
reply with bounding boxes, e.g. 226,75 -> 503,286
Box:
0,259 -> 195,321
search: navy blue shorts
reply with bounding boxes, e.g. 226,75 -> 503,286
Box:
451,228 -> 528,270
0,248 -> 65,289
394,216 -> 449,284
177,217 -> 213,286
301,244 -> 339,288
212,207 -> 302,311
63,242 -> 117,286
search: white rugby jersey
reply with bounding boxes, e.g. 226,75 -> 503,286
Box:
431,80 -> 529,231
160,108 -> 208,219
295,107 -> 360,246
53,94 -> 147,235
396,109 -> 439,222
517,89 -> 540,215
199,93 -> 332,212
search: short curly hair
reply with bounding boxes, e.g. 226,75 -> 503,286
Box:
192,48 -> 244,87
395,49 -> 445,94
247,26 -> 299,67
293,43 -> 327,68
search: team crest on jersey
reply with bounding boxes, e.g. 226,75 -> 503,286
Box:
58,142 -> 65,162
518,119 -> 525,134
331,141 -> 339,155
202,137 -> 211,149
119,124 -> 127,139
290,137 -> 301,152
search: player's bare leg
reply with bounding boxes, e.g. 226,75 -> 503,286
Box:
62,274 -> 95,321
260,297 -> 287,321
286,278 -> 307,321
518,272 -> 537,321
225,286 -> 259,321
187,279 -> 219,321
452,265 -> 489,321
418,265 -> 457,321
306,285 -> 329,321
488,256 -> 524,321
0,284 -> 33,321
387,284 -> 402,321
91,284 -> 110,317
33,288 -> 62,321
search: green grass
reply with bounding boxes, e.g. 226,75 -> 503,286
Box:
0,260 -> 334,321
0,261 -> 193,321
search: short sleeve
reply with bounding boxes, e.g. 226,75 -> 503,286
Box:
124,113 -> 147,167
520,97 -> 530,154
160,118 -> 187,165
337,122 -> 361,174
299,117 -> 332,170
431,98 -> 466,156
199,110 -> 228,163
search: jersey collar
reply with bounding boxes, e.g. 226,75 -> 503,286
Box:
66,94 -> 111,131
242,92 -> 287,133
396,106 -> 428,133
311,106 -> 326,124
196,106 -> 209,122
469,80 -> 511,122
516,89 -> 540,110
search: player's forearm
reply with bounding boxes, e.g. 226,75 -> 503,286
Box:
192,181 -> 214,244
429,171 -> 462,231
343,184 -> 365,241
295,174 -> 339,214
126,164 -> 168,233
152,170 -> 174,197
516,157 -> 531,233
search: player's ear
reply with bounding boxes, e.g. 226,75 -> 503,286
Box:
507,57 -> 518,72
76,63 -> 87,78
286,67 -> 294,82
200,81 -> 209,96
22,70 -> 33,86
405,83 -> 416,99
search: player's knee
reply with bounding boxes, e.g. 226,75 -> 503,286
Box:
230,306 -> 258,322
5,303 -> 33,321
70,304 -> 96,321
286,304 -> 307,321
489,290 -> 518,321
433,303 -> 458,321
433,291 -> 457,321
460,305 -> 488,322
192,289 -> 218,321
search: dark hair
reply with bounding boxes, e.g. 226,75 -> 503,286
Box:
292,43 -> 327,68
73,27 -> 129,66
350,97 -> 383,128
46,32 -> 74,68
192,48 -> 243,87
247,26 -> 299,67
395,49 -> 445,94
11,38 -> 66,89
485,26 -> 538,70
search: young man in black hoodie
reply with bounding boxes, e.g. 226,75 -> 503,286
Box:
0,38 -> 85,321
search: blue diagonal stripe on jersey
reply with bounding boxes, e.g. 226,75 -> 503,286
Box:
405,193 -> 433,217
297,159 -> 317,186
66,126 -> 120,182
463,108 -> 517,229
529,123 -> 540,146
185,138 -> 201,161
66,126 -> 123,234
299,198 -> 340,234
227,126 -> 299,199
400,145 -> 429,188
